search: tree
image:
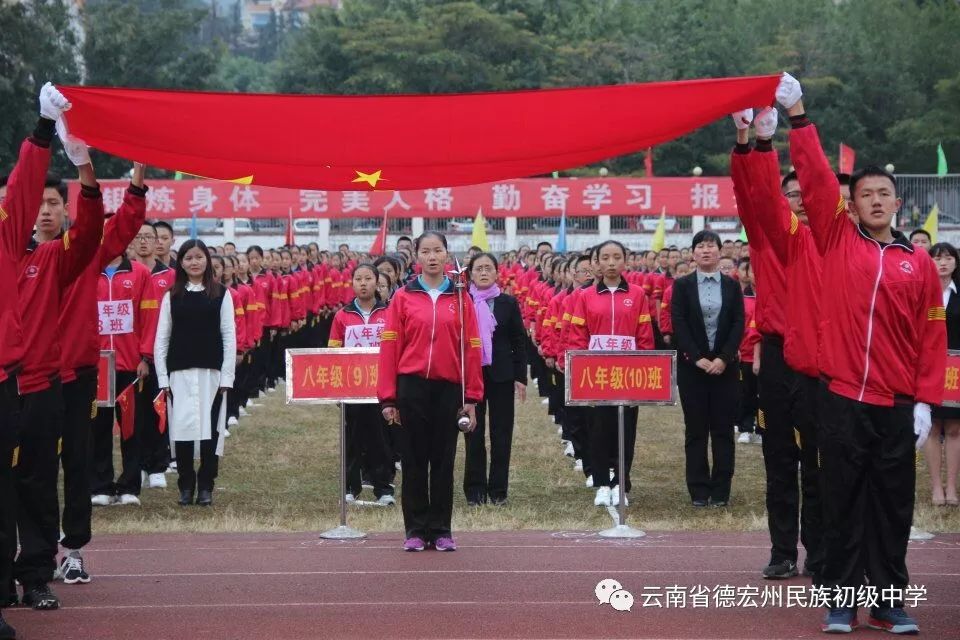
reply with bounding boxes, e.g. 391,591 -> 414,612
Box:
0,0 -> 80,176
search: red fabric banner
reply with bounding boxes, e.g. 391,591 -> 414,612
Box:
59,76 -> 778,191
566,352 -> 675,404
66,176 -> 739,219
287,349 -> 380,403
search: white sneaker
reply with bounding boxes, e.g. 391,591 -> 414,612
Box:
394,461 -> 402,472
751,433 -> 763,445
541,398 -> 549,405
227,416 -> 239,427
737,431 -> 752,444
224,429 -> 231,438
531,378 -> 538,385
585,475 -> 594,488
238,406 -> 249,417
166,461 -> 178,473
563,442 -> 574,458
611,485 -> 628,507
574,459 -> 583,472
148,473 -> 167,489
594,486 -> 611,506
246,399 -> 263,408
118,494 -> 140,506
556,426 -> 563,436
610,470 -> 615,481
267,386 -> 277,394
344,493 -> 356,503
90,494 -> 114,507
377,495 -> 396,506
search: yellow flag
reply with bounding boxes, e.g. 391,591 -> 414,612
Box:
923,203 -> 939,244
651,206 -> 667,252
471,208 -> 489,251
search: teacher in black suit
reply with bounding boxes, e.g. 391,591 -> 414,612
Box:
463,252 -> 528,506
671,230 -> 745,508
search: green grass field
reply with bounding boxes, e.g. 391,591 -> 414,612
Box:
92,384 -> 960,537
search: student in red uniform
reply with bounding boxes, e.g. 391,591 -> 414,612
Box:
212,256 -> 246,433
568,240 -> 655,508
328,264 -> 395,505
671,231 -> 745,508
735,259 -> 762,445
378,232 -> 483,552
57,166 -> 146,589
246,245 -> 272,398
777,74 -> 945,635
0,85 -> 66,634
90,234 -> 153,507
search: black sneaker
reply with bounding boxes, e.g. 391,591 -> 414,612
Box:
59,551 -> 91,584
763,559 -> 799,579
0,612 -> 15,640
21,583 -> 60,610
4,582 -> 16,607
691,499 -> 708,508
196,489 -> 213,506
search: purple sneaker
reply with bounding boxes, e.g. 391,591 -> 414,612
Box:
434,537 -> 457,552
403,537 -> 426,552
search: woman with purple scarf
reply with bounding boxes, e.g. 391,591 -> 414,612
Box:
462,253 -> 528,506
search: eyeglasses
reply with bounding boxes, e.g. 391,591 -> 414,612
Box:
472,266 -> 496,274
784,191 -> 802,200
135,234 -> 157,241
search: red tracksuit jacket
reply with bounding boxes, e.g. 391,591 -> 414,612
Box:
739,295 -> 761,364
60,187 -> 145,382
17,185 -> 104,394
0,128 -> 52,382
660,283 -> 675,336
327,299 -> 389,348
378,278 -> 484,406
749,144 -> 823,377
732,147 -> 787,338
98,258 -> 151,372
568,279 -> 655,353
250,270 -> 273,332
138,261 -> 175,362
792,120 -> 946,406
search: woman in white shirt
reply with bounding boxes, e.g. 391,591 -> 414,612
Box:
155,239 -> 236,507
927,242 -> 960,507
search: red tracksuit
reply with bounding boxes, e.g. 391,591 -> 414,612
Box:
660,283 -> 675,336
0,131 -> 52,382
139,262 -> 174,364
328,300 -> 389,348
98,258 -> 151,372
378,278 -> 484,406
17,186 -> 104,394
739,295 -> 761,363
568,279 -> 655,353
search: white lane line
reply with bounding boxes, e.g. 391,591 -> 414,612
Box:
91,569 -> 960,578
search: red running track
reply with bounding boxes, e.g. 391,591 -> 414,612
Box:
6,530 -> 959,639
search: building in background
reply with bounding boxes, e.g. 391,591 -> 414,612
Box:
241,0 -> 340,32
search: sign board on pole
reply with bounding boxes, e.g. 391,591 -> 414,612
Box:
286,348 -> 380,405
564,350 -> 677,406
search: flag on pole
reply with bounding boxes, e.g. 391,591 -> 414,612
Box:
923,203 -> 939,244
116,382 -> 136,441
153,391 -> 167,435
556,208 -> 567,253
644,147 -> 654,177
471,208 -> 489,251
938,143 -> 949,177
651,206 -> 667,252
369,208 -> 388,255
285,207 -> 295,246
739,226 -> 748,243
839,143 -> 856,174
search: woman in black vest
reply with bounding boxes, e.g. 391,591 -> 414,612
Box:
155,239 -> 237,507
462,253 -> 528,506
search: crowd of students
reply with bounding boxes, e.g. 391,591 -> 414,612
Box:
0,74 -> 955,638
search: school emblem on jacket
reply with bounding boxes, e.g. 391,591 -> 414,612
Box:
623,298 -> 634,307
122,279 -> 134,289
899,261 -> 913,274
24,265 -> 39,278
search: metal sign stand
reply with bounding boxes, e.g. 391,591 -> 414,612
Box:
598,405 -> 646,539
321,402 -> 366,540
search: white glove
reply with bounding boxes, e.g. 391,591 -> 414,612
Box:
754,106 -> 779,139
775,72 -> 802,109
731,109 -> 754,130
39,82 -> 71,121
914,402 -> 932,449
56,117 -> 91,167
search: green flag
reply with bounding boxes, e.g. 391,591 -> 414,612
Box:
938,143 -> 948,177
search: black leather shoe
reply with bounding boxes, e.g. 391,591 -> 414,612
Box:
178,489 -> 194,506
196,489 -> 213,506
0,612 -> 16,639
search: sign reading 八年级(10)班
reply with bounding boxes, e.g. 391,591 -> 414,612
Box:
565,350 -> 677,406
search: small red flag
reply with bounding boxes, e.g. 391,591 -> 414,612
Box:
839,143 -> 856,175
369,211 -> 388,256
285,207 -> 295,246
116,382 -> 136,441
644,147 -> 654,177
153,391 -> 167,435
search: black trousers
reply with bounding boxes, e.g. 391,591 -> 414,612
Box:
61,371 -> 96,550
396,375 -> 461,541
677,361 -> 738,503
818,385 -> 914,609
589,406 -> 638,492
138,364 -> 170,475
90,370 -> 142,496
174,392 -> 223,493
565,405 -> 592,478
463,374 -> 516,502
345,404 -> 393,498
0,377 -> 21,607
758,337 -> 822,568
15,382 -> 64,587
737,362 -> 759,432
